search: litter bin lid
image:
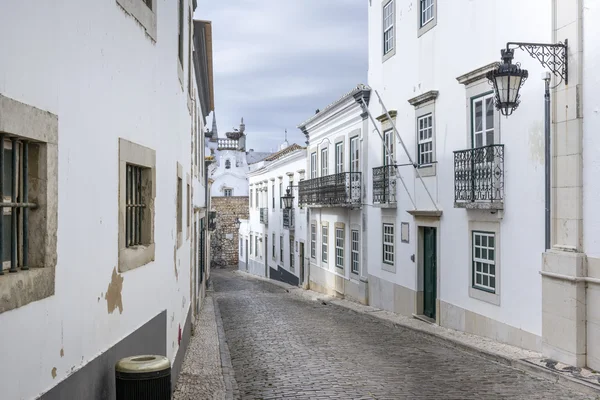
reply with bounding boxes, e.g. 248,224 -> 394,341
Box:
115,355 -> 170,373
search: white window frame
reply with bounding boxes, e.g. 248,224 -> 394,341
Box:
250,189 -> 253,207
350,136 -> 359,173
310,223 -> 317,259
417,0 -> 437,37
383,129 -> 395,166
472,231 -> 496,292
321,147 -> 329,177
468,220 -> 501,305
417,113 -> 434,166
224,188 -> 233,197
280,235 -> 284,262
335,228 -> 344,270
322,225 -> 328,263
250,234 -> 253,256
351,230 -> 360,275
272,232 -> 276,259
116,0 -> 157,41
289,236 -> 295,270
311,152 -> 317,179
472,92 -> 497,148
335,142 -> 344,174
383,223 -> 395,266
383,0 -> 395,58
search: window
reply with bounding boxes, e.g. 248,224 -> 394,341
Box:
272,183 -> 275,209
383,1 -> 395,55
335,142 -> 344,174
119,138 -> 156,272
290,237 -> 295,269
225,159 -> 231,169
472,93 -> 496,148
250,189 -> 253,207
255,236 -> 259,258
116,0 -> 157,41
255,190 -> 259,208
383,223 -> 395,265
420,0 -> 434,27
351,230 -> 360,274
178,0 -> 184,65
280,235 -> 284,262
272,233 -> 276,258
250,234 -> 253,256
240,239 -> 243,257
224,189 -> 232,197
177,166 -> 183,247
383,129 -> 395,166
0,94 -> 58,314
417,114 -> 434,165
311,152 -> 317,178
335,228 -> 344,270
322,225 -> 328,263
472,231 -> 496,292
311,224 -> 316,259
279,182 -> 283,208
321,147 -> 329,176
187,181 -> 191,237
350,136 -> 359,173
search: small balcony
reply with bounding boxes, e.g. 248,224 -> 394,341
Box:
373,165 -> 397,206
283,208 -> 295,230
454,144 -> 504,209
298,172 -> 361,208
260,208 -> 268,225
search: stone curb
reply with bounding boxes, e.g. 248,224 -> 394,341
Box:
233,270 -> 600,398
213,296 -> 240,400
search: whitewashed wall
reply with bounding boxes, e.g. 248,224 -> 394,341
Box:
367,0 -> 551,344
0,1 -> 200,398
210,149 -> 249,197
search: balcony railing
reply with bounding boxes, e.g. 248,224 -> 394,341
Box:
298,172 -> 361,208
454,144 -> 504,209
373,165 -> 397,205
260,208 -> 268,224
283,209 -> 295,229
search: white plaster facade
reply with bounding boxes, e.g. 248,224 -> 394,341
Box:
210,147 -> 250,197
0,1 -> 213,398
365,0 -> 554,352
241,146 -> 307,285
298,86 -> 370,304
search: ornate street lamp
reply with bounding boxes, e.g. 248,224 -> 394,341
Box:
234,217 -> 241,230
281,188 -> 294,210
486,49 -> 528,116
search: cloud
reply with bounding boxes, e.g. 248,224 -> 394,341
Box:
196,0 -> 367,152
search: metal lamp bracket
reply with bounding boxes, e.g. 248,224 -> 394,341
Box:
506,40 -> 568,85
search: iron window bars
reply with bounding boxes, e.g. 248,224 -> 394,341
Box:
298,172 -> 361,208
454,144 -> 504,205
125,165 -> 145,248
373,165 -> 397,205
0,136 -> 36,275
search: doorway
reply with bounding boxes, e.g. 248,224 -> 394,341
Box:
299,242 -> 305,286
422,227 -> 437,320
245,239 -> 249,271
264,236 -> 268,278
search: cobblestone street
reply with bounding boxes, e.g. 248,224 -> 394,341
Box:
212,270 -> 593,400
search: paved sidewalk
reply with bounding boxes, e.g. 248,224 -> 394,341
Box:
173,295 -> 226,400
234,270 -> 600,398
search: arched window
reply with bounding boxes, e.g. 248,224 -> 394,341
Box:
225,159 -> 231,169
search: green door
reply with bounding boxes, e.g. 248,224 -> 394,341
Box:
423,227 -> 437,320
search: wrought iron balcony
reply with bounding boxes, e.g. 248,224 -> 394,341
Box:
298,172 -> 361,208
283,208 -> 295,230
454,144 -> 505,209
260,208 -> 268,225
373,165 -> 397,205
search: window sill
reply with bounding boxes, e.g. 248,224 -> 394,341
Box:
382,263 -> 396,274
0,267 -> 55,314
116,0 -> 157,41
382,47 -> 396,63
373,202 -> 397,209
469,285 -> 500,306
119,243 -> 156,273
417,17 -> 437,38
416,163 -> 436,177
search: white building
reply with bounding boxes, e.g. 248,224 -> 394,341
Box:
0,1 -> 213,398
240,144 -> 307,285
364,0 -> 600,369
297,86 -> 370,304
208,117 -> 272,197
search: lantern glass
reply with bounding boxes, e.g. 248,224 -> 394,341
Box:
488,49 -> 528,116
281,188 -> 294,209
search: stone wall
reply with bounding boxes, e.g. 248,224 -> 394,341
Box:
210,196 -> 249,268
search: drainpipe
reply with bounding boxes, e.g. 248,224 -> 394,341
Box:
544,73 -> 551,251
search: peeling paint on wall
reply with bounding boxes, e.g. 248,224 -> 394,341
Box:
105,267 -> 124,314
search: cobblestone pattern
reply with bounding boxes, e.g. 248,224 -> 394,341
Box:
173,296 -> 226,400
211,196 -> 248,268
213,270 -> 594,400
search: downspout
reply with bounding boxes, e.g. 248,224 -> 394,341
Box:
544,73 -> 551,250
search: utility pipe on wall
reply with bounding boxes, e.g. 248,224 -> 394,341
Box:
544,72 -> 551,250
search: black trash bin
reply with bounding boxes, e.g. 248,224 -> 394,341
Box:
115,355 -> 171,400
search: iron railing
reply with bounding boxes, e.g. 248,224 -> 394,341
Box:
454,144 -> 504,206
283,209 -> 295,229
373,165 -> 397,205
260,208 -> 268,225
298,172 -> 361,208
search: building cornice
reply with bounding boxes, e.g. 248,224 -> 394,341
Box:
408,90 -> 439,107
376,110 -> 397,122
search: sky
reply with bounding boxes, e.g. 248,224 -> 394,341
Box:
195,1 -> 368,153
